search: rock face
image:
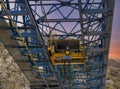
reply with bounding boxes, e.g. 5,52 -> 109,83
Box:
0,42 -> 120,89
105,59 -> 120,89
0,42 -> 30,89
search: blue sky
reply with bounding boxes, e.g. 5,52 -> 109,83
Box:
109,0 -> 120,59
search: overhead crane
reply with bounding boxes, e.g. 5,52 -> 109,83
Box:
0,0 -> 115,89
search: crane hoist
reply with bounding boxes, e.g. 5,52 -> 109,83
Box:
47,32 -> 88,65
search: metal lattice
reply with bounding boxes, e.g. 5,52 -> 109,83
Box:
0,0 -> 115,89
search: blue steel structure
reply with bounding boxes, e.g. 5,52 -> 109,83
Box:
0,0 -> 115,89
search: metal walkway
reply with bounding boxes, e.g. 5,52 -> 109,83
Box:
0,0 -> 115,89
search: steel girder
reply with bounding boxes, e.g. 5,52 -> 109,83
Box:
0,0 -> 62,89
0,0 -> 115,89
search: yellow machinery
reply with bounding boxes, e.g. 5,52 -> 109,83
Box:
48,34 -> 87,65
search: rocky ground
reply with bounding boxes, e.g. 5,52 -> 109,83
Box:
0,42 -> 120,89
105,59 -> 120,89
0,43 -> 30,89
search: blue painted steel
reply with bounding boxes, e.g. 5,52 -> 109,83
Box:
0,0 -> 115,89
0,0 -> 62,88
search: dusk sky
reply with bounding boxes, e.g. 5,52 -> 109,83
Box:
109,0 -> 120,59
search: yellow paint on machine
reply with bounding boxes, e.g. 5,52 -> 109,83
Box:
48,40 -> 88,65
